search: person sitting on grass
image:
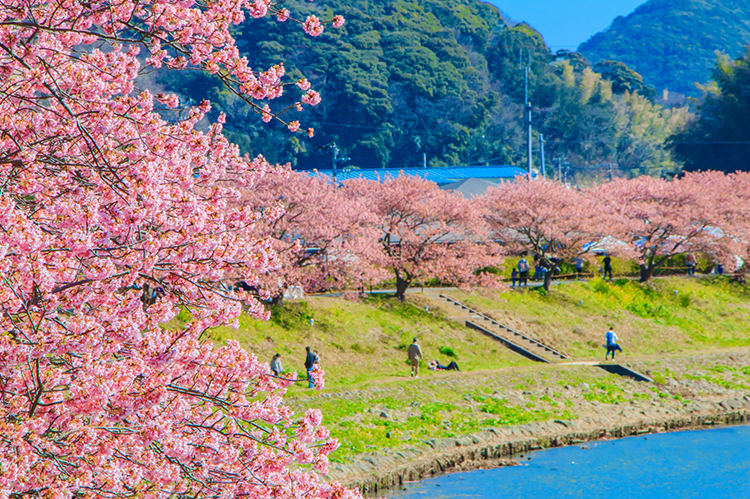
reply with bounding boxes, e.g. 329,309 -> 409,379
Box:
428,359 -> 460,371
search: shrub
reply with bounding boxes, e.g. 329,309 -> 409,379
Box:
439,345 -> 458,358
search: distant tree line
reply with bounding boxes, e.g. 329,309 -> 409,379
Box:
240,167 -> 750,299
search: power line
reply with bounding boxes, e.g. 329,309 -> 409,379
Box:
309,121 -> 387,131
670,141 -> 750,145
309,123 -> 750,146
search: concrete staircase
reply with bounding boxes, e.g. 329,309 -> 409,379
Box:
431,292 -> 571,364
413,288 -> 652,381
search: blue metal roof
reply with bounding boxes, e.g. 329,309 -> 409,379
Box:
307,165 -> 528,184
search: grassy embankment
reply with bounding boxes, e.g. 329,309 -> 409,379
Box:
453,275 -> 750,358
172,276 -> 750,463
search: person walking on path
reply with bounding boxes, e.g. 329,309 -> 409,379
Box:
685,253 -> 696,276
511,268 -> 518,287
605,327 -> 623,360
407,338 -> 423,378
518,255 -> 529,287
270,353 -> 283,376
574,257 -> 584,280
304,346 -> 316,388
603,254 -> 613,281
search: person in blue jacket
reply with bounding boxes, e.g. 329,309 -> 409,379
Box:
605,326 -> 623,360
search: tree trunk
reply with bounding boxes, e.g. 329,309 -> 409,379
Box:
639,263 -> 656,282
395,276 -> 411,301
543,268 -> 554,292
539,256 -> 555,292
267,293 -> 284,306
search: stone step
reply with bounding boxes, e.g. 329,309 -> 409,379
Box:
465,320 -> 550,364
438,293 -> 571,363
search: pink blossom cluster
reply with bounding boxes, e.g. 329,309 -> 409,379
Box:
303,15 -> 325,37
0,0 -> 357,498
234,166 -> 385,301
481,172 -> 750,283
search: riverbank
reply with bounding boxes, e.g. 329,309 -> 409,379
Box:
322,350 -> 750,494
350,404 -> 749,495
193,277 -> 750,494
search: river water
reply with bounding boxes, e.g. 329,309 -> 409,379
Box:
385,425 -> 750,499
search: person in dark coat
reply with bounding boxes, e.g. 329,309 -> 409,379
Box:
603,254 -> 613,280
429,359 -> 460,371
304,346 -> 316,388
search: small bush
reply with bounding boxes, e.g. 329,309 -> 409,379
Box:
679,293 -> 692,307
351,342 -> 375,354
592,278 -> 610,294
439,345 -> 457,358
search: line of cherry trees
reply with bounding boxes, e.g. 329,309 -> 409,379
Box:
244,167 -> 750,298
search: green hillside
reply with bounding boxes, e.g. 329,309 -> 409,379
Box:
157,0 -> 689,178
578,0 -> 750,98
186,276 -> 750,463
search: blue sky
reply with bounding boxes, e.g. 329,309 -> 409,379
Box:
485,0 -> 646,50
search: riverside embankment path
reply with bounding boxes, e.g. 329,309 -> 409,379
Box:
291,279 -> 750,494
320,349 -> 750,495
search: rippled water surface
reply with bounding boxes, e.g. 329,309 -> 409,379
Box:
385,425 -> 750,498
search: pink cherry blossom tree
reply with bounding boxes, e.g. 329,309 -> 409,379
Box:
724,171 -> 750,270
480,177 -> 603,292
342,175 -> 502,300
589,172 -> 744,282
0,1 -> 360,497
235,166 -> 383,301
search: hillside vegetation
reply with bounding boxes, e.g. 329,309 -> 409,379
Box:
156,0 -> 689,178
185,276 -> 750,390
454,276 -> 750,358
180,276 -> 750,462
579,0 -> 750,98
673,48 -> 750,172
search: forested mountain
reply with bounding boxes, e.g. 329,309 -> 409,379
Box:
673,49 -> 750,172
579,0 -> 750,98
158,0 -> 688,177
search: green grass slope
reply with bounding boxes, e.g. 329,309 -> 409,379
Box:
454,276 -> 750,359
169,276 -> 750,463
200,294 -> 532,389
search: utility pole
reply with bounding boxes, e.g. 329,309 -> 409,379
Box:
523,54 -> 533,178
423,152 -> 427,168
540,134 -> 546,180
